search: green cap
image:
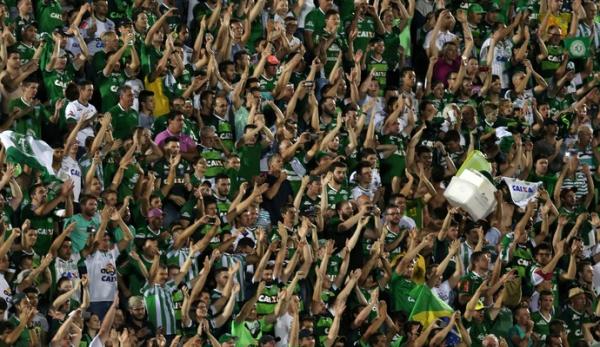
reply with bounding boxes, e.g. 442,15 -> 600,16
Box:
499,136 -> 515,154
468,3 -> 485,14
218,333 -> 238,343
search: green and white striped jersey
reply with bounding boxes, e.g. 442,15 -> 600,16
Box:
166,247 -> 202,288
143,280 -> 178,336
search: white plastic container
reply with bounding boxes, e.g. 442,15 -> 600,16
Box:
444,169 -> 497,221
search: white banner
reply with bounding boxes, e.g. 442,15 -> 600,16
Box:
501,177 -> 542,208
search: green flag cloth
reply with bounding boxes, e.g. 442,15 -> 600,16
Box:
457,150 -> 492,176
564,37 -> 592,59
0,131 -> 60,181
408,284 -> 453,328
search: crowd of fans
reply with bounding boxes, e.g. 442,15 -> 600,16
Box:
0,0 -> 599,346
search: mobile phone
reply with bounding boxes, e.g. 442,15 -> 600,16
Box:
207,217 -> 217,224
303,80 -> 314,88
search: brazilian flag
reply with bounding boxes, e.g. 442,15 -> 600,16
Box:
408,285 -> 453,328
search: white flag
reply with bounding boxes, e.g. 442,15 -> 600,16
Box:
501,177 -> 542,208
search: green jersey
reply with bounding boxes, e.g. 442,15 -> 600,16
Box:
314,30 -> 349,77
379,133 -> 406,184
214,195 -> 232,232
8,97 -> 50,139
99,71 -> 126,113
231,318 -> 265,347
390,273 -> 416,314
63,213 -> 101,253
531,311 -> 552,343
238,143 -> 262,182
459,271 -> 485,300
560,305 -> 591,346
258,74 -> 277,93
8,315 -> 31,347
383,26 -> 403,67
337,0 -> 355,24
354,17 -> 377,54
118,254 -> 152,296
540,44 -> 565,78
143,280 -> 178,336
151,158 -> 191,197
384,226 -> 405,258
117,162 -> 142,202
166,66 -> 193,98
315,312 -> 334,346
304,8 -> 326,37
20,203 -> 56,255
464,316 -> 491,347
36,0 -> 63,34
326,183 -> 350,206
199,145 -> 225,179
366,55 -> 388,96
141,44 -> 162,77
205,114 -> 234,153
15,42 -> 35,66
43,68 -> 75,104
256,283 -> 280,316
109,103 -> 139,140
500,233 -> 534,278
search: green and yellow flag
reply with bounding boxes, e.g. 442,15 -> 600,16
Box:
456,150 -> 492,176
408,285 -> 453,328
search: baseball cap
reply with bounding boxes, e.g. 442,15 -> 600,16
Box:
147,208 -> 164,219
474,300 -> 486,311
21,21 -> 38,32
11,293 -> 27,306
568,287 -> 586,300
468,4 -> 485,14
266,55 -> 280,65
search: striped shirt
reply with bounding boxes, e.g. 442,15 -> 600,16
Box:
479,38 -> 514,89
166,247 -> 201,288
562,172 -> 589,201
577,22 -> 600,49
143,280 -> 177,336
217,253 -> 248,302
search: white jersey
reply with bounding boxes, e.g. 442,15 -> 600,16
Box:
297,0 -> 315,28
479,38 -> 513,89
81,16 -> 116,56
85,247 -> 119,302
0,273 -> 10,319
54,253 -> 81,301
65,37 -> 83,57
423,30 -> 457,51
275,312 -> 293,347
65,100 -> 97,146
59,156 -> 82,202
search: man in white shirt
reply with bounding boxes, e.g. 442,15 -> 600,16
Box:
80,0 -> 115,56
85,207 -> 132,320
423,10 -> 457,52
65,80 -> 97,148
